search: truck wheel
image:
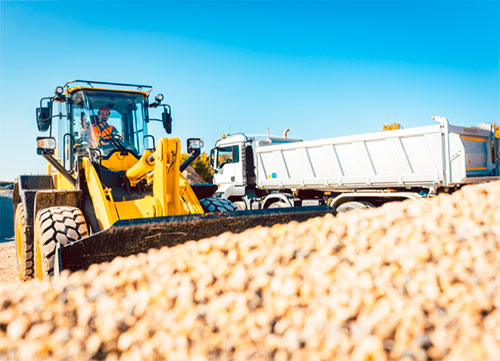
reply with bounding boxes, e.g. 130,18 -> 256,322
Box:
199,198 -> 237,213
233,201 -> 246,211
336,201 -> 375,213
267,201 -> 290,209
14,204 -> 34,281
34,206 -> 88,280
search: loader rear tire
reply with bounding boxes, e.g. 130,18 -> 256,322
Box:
14,204 -> 34,281
336,201 -> 375,213
34,206 -> 89,280
199,198 -> 237,213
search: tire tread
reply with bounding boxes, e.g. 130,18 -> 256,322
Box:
34,206 -> 88,279
199,198 -> 237,213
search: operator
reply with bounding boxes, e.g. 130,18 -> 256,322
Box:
90,106 -> 121,146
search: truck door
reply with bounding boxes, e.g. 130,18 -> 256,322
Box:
215,144 -> 244,195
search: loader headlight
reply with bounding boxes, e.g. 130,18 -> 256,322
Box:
55,86 -> 64,96
155,94 -> 164,102
37,137 -> 56,149
37,137 -> 56,155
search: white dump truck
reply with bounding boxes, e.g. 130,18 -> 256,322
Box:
209,117 -> 500,212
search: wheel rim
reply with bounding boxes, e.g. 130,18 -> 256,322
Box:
35,236 -> 43,280
15,221 -> 23,276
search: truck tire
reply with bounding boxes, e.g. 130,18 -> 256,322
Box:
34,206 -> 88,280
267,201 -> 290,209
336,201 -> 375,213
199,198 -> 237,213
233,201 -> 247,211
14,204 -> 34,281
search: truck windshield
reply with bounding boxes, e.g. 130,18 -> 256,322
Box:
71,90 -> 148,157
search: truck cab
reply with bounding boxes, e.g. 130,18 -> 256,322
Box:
210,134 -> 249,200
210,132 -> 301,208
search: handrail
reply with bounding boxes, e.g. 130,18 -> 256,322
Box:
63,80 -> 153,91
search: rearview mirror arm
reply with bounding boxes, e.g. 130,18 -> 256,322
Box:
180,148 -> 201,172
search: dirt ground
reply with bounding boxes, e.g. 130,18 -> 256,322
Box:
0,240 -> 18,284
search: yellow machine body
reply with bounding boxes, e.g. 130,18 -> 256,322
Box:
14,80 -> 332,280
46,137 -> 204,230
46,83 -> 204,230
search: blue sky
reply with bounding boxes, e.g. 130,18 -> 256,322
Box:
1,0 -> 499,180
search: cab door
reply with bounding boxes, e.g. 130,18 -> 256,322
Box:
215,144 -> 244,195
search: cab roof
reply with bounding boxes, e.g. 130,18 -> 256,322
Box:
67,86 -> 149,97
64,80 -> 152,97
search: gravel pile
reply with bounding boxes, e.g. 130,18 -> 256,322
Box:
1,181 -> 500,360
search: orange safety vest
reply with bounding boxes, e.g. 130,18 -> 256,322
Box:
90,123 -> 116,145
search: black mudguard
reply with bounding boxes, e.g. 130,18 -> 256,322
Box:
60,206 -> 335,272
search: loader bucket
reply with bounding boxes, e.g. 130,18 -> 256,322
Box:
60,206 -> 335,272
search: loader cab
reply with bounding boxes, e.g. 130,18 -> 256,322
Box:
49,85 -> 157,174
36,80 -> 175,190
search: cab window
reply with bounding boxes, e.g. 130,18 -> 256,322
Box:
217,145 -> 239,167
106,110 -> 123,135
70,90 -> 147,157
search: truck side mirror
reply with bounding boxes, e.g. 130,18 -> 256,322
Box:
209,149 -> 215,168
162,109 -> 172,134
36,104 -> 52,132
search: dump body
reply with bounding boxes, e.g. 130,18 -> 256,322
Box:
256,118 -> 499,190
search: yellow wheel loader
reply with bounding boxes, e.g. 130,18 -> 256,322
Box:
13,80 -> 334,281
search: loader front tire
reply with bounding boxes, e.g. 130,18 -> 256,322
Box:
199,198 -> 237,213
14,204 -> 34,281
34,206 -> 89,280
336,201 -> 375,213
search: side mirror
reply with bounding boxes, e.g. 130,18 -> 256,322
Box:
187,138 -> 204,154
36,137 -> 56,155
209,148 -> 215,168
162,109 -> 172,134
36,103 -> 52,132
